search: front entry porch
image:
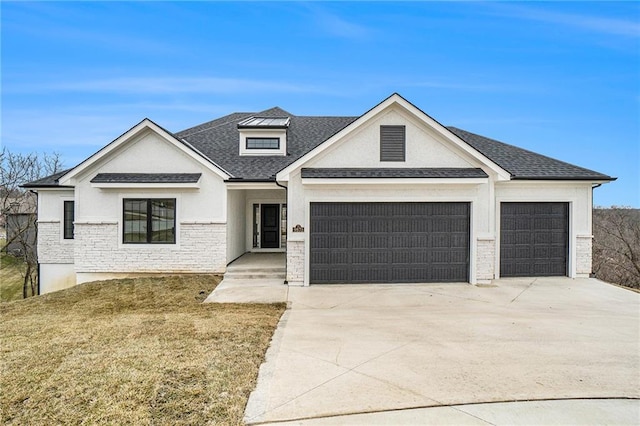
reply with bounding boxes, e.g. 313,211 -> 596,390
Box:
204,252 -> 287,303
226,186 -> 287,262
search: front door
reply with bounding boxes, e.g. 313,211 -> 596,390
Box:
260,204 -> 280,248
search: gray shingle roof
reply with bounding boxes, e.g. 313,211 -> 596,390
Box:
22,168 -> 73,188
447,127 -> 614,181
175,107 -> 358,180
301,168 -> 488,179
24,105 -> 614,187
90,173 -> 202,184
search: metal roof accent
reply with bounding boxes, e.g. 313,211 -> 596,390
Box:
237,116 -> 290,128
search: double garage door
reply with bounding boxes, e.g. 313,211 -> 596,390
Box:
310,202 -> 470,284
309,201 -> 569,284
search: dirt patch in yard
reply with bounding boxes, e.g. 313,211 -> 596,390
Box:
0,274 -> 286,425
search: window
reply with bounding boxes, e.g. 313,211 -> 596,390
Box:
246,137 -> 280,149
380,125 -> 406,162
63,201 -> 74,239
123,199 -> 175,244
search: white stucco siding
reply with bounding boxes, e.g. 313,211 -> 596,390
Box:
495,182 -> 594,278
308,108 -> 477,169
227,189 -> 247,262
72,131 -> 227,222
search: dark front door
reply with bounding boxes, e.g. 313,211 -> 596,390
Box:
309,202 -> 470,284
260,204 -> 280,248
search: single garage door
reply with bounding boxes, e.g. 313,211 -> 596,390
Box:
500,202 -> 569,277
310,202 -> 470,284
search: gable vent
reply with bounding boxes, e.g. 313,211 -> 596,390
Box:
380,125 -> 406,162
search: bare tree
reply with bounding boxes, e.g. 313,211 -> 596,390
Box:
593,207 -> 640,289
1,147 -> 64,297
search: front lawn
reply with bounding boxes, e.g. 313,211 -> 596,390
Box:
0,251 -> 26,302
0,275 -> 286,425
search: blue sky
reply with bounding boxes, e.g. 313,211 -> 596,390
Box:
2,1 -> 638,207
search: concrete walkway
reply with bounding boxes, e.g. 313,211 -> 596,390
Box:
244,278 -> 640,424
203,253 -> 288,303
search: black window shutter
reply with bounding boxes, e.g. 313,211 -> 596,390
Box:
380,125 -> 406,162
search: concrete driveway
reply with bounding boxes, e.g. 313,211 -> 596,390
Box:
244,278 -> 639,424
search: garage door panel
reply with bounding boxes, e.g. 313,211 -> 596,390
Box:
501,202 -> 568,277
310,202 -> 470,284
312,250 -> 351,265
352,251 -> 389,264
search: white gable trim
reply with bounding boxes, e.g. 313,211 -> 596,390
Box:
58,119 -> 230,186
276,93 -> 510,182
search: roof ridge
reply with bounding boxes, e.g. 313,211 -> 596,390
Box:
177,112 -> 254,138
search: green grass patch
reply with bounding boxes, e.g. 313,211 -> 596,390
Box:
1,251 -> 27,302
0,275 -> 286,425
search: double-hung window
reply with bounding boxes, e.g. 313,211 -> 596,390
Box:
63,201 -> 74,239
123,198 -> 176,244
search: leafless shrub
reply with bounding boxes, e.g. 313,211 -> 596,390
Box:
1,147 -> 64,297
593,207 -> 640,289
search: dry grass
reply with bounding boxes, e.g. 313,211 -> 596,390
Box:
0,275 -> 286,425
0,251 -> 26,302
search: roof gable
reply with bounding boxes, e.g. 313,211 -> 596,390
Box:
276,93 -> 511,181
58,119 -> 230,186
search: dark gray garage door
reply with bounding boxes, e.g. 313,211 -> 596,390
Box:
500,202 -> 569,277
310,202 -> 470,284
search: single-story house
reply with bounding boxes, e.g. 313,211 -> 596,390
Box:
24,93 -> 615,294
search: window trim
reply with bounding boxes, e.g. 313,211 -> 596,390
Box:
63,200 -> 75,239
246,137 -> 280,150
122,198 -> 176,244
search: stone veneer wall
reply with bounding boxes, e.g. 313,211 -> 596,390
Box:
286,240 -> 305,284
576,235 -> 593,276
476,238 -> 495,281
38,221 -> 74,263
74,222 -> 226,273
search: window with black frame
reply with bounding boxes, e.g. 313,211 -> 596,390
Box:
246,137 -> 280,149
123,198 -> 175,243
63,201 -> 74,239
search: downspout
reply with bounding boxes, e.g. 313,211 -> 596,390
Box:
590,183 -> 601,278
275,180 -> 288,284
29,190 -> 40,295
